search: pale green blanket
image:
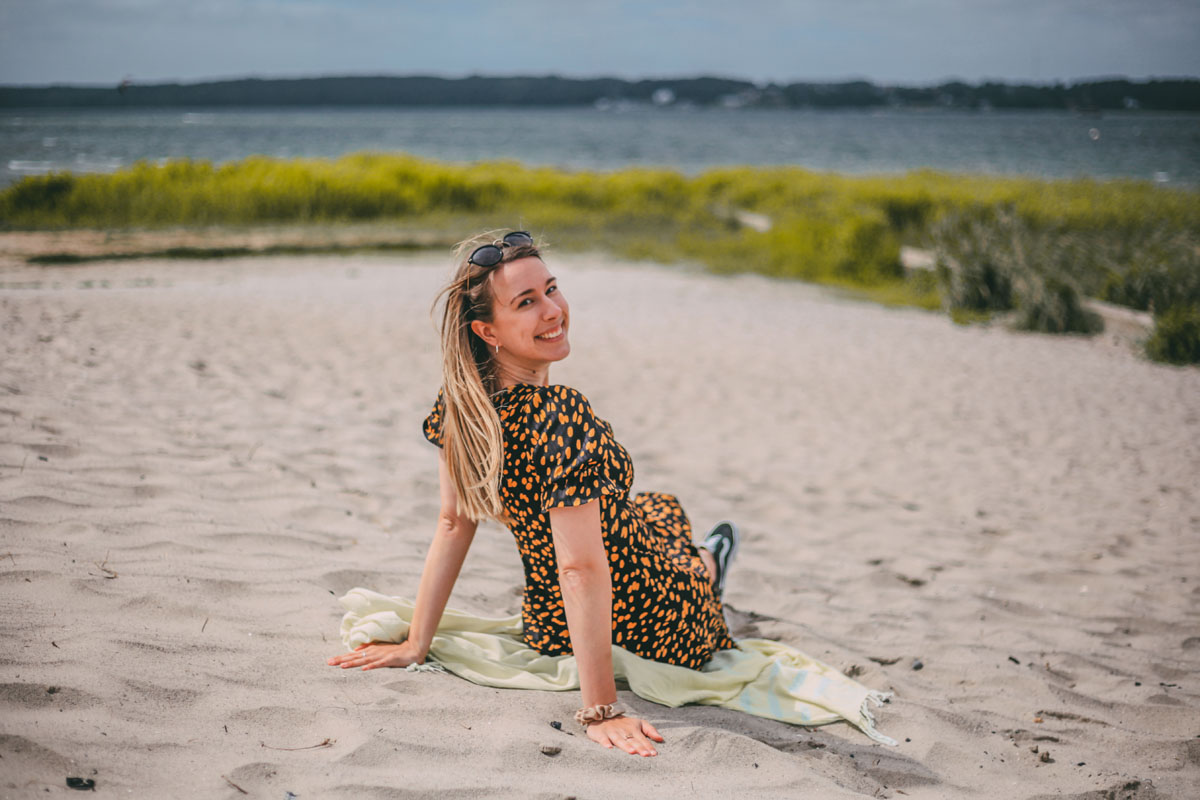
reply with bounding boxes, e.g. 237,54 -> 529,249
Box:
338,588 -> 895,746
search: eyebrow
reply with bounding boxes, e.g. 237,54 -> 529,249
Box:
508,277 -> 557,306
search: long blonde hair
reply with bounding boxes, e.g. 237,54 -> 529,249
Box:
434,230 -> 543,521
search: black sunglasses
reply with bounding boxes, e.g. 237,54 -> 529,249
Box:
468,231 -> 534,268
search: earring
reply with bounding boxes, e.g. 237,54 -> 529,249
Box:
494,344 -> 500,354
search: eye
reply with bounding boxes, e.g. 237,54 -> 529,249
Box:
546,284 -> 558,295
518,297 -> 534,307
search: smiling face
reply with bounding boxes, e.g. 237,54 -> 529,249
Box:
469,255 -> 570,386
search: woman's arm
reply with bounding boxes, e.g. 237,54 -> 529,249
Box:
328,451 -> 477,670
549,500 -> 663,757
407,450 -> 479,655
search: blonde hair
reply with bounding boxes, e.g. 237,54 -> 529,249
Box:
434,230 -> 543,521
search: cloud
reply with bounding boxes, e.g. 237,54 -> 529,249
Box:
0,0 -> 1196,85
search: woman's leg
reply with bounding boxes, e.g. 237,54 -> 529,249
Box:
698,548 -> 718,586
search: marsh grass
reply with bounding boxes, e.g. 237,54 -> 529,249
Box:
3,153 -> 1198,361
931,209 -> 1106,334
1145,305 -> 1200,364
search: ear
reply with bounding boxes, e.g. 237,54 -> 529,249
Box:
470,319 -> 499,348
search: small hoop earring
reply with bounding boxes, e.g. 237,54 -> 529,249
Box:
494,344 -> 500,354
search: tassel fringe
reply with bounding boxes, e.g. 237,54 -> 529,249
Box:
858,690 -> 898,746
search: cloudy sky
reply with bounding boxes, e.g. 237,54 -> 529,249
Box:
1,0 -> 1197,87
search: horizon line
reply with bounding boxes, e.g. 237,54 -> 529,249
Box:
3,71 -> 1199,91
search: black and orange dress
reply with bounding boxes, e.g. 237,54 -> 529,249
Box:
423,383 -> 736,669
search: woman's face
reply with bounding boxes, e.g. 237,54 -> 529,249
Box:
472,255 -> 570,373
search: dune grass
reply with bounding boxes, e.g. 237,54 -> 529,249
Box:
3,153 -> 1198,362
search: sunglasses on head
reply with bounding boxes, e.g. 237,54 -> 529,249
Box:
468,231 -> 534,268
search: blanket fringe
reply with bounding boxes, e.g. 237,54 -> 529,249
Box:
404,662 -> 446,674
858,691 -> 898,746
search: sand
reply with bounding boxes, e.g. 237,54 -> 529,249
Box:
1,251 -> 1197,799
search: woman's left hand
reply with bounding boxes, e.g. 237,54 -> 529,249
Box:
585,715 -> 664,757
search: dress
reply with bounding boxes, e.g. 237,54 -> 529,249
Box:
423,383 -> 736,669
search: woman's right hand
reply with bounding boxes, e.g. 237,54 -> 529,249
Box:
326,639 -> 427,671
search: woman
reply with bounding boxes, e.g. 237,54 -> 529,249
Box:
328,231 -> 740,758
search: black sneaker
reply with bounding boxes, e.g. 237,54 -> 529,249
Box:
702,521 -> 739,598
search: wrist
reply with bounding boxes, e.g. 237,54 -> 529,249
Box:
575,701 -> 629,729
406,632 -> 432,659
580,679 -> 618,709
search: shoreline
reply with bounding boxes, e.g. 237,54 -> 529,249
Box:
0,225 -> 456,268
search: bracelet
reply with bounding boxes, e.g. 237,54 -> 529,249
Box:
574,702 -> 629,729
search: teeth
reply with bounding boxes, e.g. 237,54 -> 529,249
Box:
537,327 -> 563,340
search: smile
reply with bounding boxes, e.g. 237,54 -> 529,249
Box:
536,326 -> 564,341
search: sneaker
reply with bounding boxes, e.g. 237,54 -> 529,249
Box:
702,521 -> 739,597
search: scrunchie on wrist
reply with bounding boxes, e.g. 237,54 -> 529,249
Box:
574,702 -> 629,729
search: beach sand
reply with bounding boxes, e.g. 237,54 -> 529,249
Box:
1,251 -> 1197,798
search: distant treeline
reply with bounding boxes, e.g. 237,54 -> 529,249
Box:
1,75 -> 1198,111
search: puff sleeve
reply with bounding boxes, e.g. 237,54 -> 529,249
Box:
422,390 -> 445,448
529,386 -> 622,512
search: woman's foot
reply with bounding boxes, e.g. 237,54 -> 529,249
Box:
702,521 -> 739,598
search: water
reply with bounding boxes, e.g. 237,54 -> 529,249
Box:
2,106 -> 1198,187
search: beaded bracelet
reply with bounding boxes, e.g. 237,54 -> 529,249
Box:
574,702 -> 629,728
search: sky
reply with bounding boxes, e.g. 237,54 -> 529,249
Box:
1,0 -> 1198,87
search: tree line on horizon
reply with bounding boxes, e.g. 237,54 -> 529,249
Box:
1,75 -> 1197,111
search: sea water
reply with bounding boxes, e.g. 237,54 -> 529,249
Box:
2,106 -> 1197,187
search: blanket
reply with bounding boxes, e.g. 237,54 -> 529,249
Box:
338,588 -> 895,746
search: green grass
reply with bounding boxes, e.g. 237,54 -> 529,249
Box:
3,153 -> 1198,362
1146,304 -> 1200,364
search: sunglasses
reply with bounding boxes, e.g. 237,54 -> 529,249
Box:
468,231 -> 534,268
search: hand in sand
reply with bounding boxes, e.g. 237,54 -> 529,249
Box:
326,640 -> 425,671
586,716 -> 664,757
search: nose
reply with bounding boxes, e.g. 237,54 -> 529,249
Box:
542,298 -> 562,321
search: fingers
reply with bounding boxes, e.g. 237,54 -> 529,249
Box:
597,720 -> 658,757
613,734 -> 638,755
640,720 -> 665,743
327,641 -> 374,666
327,644 -> 383,669
585,725 -> 614,749
327,651 -> 366,669
328,642 -> 423,671
602,729 -> 636,755
355,646 -> 394,670
361,651 -> 388,671
618,729 -> 657,757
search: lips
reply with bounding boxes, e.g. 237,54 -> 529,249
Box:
536,325 -> 564,342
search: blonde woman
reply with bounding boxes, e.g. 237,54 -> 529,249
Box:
328,231 -> 739,757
